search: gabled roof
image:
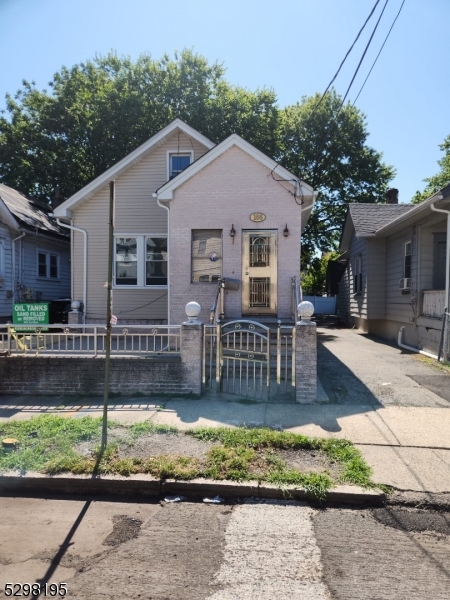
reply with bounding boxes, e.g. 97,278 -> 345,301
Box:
350,203 -> 415,236
375,184 -> 450,235
54,119 -> 215,218
154,133 -> 314,201
0,183 -> 68,237
340,185 -> 450,252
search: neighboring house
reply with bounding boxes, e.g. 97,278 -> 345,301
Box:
53,119 -> 316,325
0,184 -> 70,322
338,185 -> 450,355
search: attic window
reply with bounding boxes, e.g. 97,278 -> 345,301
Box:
169,153 -> 192,180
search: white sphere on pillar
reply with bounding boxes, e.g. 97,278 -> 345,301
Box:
297,301 -> 314,323
71,300 -> 81,312
185,301 -> 201,322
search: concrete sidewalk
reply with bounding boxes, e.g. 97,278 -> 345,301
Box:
1,394 -> 450,494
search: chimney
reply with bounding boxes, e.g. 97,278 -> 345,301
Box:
52,186 -> 62,208
385,188 -> 399,204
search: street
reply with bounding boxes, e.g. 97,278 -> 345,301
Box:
0,496 -> 449,599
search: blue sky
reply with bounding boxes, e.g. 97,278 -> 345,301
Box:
0,0 -> 449,203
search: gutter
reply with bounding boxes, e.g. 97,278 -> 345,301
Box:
55,218 -> 87,324
398,326 -> 438,360
152,193 -> 171,325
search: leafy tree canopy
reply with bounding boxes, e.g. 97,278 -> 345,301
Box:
0,50 -> 394,264
301,251 -> 341,296
277,92 -> 395,266
412,134 -> 450,204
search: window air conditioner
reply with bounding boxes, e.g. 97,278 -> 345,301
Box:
399,278 -> 411,291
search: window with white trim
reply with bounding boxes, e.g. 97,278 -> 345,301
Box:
404,241 -> 412,279
169,152 -> 192,180
353,255 -> 362,294
192,230 -> 222,283
115,236 -> 167,287
37,250 -> 59,279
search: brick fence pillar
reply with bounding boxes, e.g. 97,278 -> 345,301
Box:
180,302 -> 204,397
295,301 -> 317,403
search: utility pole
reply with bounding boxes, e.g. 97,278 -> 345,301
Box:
101,180 -> 115,450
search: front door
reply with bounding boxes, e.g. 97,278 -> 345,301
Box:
242,230 -> 277,315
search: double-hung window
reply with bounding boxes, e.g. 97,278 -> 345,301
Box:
115,236 -> 167,287
37,250 -> 59,279
168,152 -> 192,180
353,255 -> 362,294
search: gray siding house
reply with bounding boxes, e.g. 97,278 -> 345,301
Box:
0,184 -> 70,322
338,186 -> 450,356
54,119 -> 316,325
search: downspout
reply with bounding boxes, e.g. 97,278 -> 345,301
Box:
299,188 -> 317,301
55,218 -> 87,324
398,326 -> 438,360
153,194 -> 170,325
430,197 -> 449,311
12,231 -> 26,304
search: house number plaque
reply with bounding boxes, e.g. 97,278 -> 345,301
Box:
249,212 -> 266,222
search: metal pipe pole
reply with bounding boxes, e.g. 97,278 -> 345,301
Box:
101,181 -> 115,450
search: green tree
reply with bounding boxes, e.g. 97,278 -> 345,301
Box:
0,50 -> 279,202
412,134 -> 450,203
277,91 -> 395,268
301,251 -> 340,296
0,55 -> 394,265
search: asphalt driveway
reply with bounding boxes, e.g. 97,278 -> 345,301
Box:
317,325 -> 450,408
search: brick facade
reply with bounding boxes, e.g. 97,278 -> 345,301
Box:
295,321 -> 318,403
169,146 -> 301,324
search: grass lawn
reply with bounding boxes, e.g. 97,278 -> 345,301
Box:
0,415 -> 376,500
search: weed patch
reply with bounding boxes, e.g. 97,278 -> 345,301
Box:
0,418 -> 375,500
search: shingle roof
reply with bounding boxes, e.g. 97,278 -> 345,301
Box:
0,184 -> 68,237
349,203 -> 415,236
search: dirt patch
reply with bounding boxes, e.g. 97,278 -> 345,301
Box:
118,433 -> 215,460
103,515 -> 143,546
76,430 -> 214,462
278,448 -> 343,477
76,430 -> 342,480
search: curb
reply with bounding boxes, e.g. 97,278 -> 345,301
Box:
0,473 -> 385,506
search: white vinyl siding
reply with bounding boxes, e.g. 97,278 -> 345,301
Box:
385,229 -> 417,324
366,237 -> 386,320
72,130 -> 210,323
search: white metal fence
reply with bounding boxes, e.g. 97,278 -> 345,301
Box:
0,324 -> 181,357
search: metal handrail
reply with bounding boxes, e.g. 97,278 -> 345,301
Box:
292,276 -> 301,321
210,279 -> 223,324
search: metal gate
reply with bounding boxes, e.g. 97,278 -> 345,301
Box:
220,320 -> 270,398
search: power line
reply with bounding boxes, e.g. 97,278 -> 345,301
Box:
270,0 -> 384,191
339,0 -> 390,109
314,0 -> 382,113
308,0 -> 391,184
352,0 -> 407,105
